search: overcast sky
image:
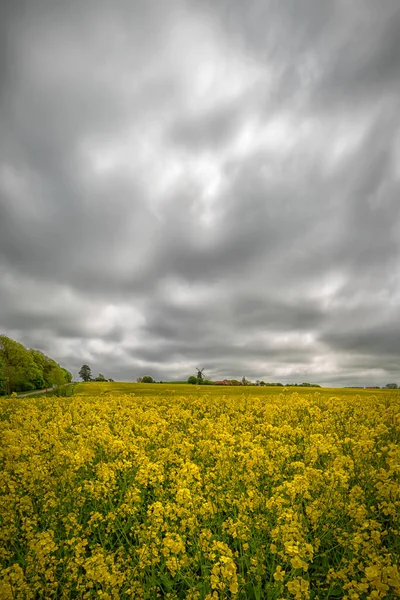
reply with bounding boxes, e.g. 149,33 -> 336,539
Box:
1,0 -> 400,386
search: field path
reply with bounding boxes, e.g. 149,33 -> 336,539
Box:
16,384 -> 73,397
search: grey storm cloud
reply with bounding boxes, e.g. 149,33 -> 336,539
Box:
1,0 -> 400,386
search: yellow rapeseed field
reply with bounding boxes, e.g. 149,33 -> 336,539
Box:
0,386 -> 399,599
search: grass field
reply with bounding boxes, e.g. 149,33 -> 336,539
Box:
1,385 -> 399,599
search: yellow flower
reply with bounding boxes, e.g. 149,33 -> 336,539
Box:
365,565 -> 379,580
287,577 -> 310,599
274,565 -> 286,581
1,386 -> 399,598
291,556 -> 308,571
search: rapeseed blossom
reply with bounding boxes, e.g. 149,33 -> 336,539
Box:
0,389 -> 399,598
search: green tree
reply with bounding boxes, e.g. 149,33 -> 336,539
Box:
0,335 -> 41,394
0,356 -> 6,396
94,373 -> 107,382
79,364 -> 92,382
50,367 -> 67,396
31,374 -> 46,389
188,376 -> 197,384
48,367 -> 71,396
63,368 -> 72,383
29,349 -> 60,389
0,336 -> 71,394
142,375 -> 154,383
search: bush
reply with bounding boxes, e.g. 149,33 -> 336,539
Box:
15,381 -> 35,392
32,375 -> 45,390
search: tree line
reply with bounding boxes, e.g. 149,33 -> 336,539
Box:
79,364 -> 114,382
0,335 -> 72,395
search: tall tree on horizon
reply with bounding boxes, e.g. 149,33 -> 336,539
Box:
79,364 -> 92,382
